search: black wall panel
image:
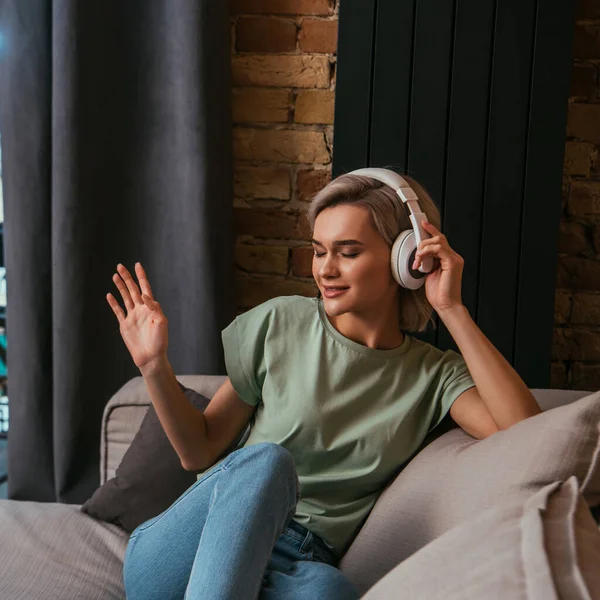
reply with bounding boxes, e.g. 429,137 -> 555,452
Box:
332,0 -> 575,388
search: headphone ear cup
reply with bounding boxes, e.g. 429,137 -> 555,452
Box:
391,230 -> 427,290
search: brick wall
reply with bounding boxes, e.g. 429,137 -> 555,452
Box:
229,0 -> 599,390
554,0 -> 600,390
230,0 -> 336,311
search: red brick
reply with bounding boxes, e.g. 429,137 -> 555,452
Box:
554,291 -> 572,325
553,328 -> 600,361
575,0 -> 600,20
569,181 -> 600,215
294,90 -> 335,124
235,244 -> 289,274
234,208 -> 311,240
593,221 -> 600,254
550,362 -> 567,389
566,103 -> 600,139
232,88 -> 290,123
296,168 -> 332,202
237,274 -> 318,308
558,221 -> 590,254
569,63 -> 597,100
233,128 -> 330,164
298,18 -> 339,53
232,55 -> 331,88
573,24 -> 600,59
556,256 -> 600,290
230,0 -> 333,16
571,363 -> 600,392
572,292 -> 600,325
291,246 -> 314,276
234,166 -> 291,200
236,16 -> 297,53
564,141 -> 594,176
593,145 -> 600,175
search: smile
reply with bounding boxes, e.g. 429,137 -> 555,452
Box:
323,287 -> 349,298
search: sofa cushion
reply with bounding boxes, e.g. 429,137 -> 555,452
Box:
340,389 -> 600,594
81,382 -> 248,534
0,499 -> 128,600
361,476 -> 600,600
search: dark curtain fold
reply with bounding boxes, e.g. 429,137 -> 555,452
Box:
0,1 -> 235,503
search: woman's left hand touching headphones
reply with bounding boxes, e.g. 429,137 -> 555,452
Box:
412,220 -> 465,314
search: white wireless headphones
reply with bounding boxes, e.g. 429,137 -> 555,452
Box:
346,167 -> 434,290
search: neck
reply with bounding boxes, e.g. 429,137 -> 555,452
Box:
325,294 -> 404,351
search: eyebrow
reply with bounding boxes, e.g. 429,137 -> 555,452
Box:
311,238 -> 365,248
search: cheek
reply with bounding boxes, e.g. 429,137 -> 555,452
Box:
347,258 -> 387,283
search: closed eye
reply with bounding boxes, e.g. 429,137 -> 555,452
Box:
314,252 -> 359,258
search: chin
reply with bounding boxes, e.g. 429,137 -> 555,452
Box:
322,295 -> 353,316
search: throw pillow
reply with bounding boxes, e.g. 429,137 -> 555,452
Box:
360,477 -> 600,600
81,381 -> 248,533
340,390 -> 600,592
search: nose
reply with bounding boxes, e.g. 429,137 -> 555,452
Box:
318,253 -> 340,278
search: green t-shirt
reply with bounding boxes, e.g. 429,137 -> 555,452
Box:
200,295 -> 476,558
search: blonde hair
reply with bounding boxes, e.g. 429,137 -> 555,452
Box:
303,168 -> 442,333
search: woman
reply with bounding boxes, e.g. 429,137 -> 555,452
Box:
109,170 -> 541,599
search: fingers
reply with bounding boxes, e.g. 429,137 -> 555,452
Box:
421,220 -> 442,235
135,263 -> 154,300
414,244 -> 443,269
414,243 -> 458,270
141,293 -> 159,312
116,263 -> 143,305
106,292 -> 126,323
108,262 -> 158,320
417,234 -> 445,250
112,268 -> 135,312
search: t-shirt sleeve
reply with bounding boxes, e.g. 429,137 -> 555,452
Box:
428,349 -> 476,433
221,301 -> 274,407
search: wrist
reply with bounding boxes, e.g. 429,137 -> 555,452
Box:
437,303 -> 469,323
139,353 -> 170,378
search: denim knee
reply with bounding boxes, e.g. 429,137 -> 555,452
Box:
231,442 -> 300,502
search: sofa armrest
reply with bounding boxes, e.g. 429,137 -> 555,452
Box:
100,374 -> 228,486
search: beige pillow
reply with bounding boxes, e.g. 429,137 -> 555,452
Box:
361,477 -> 600,600
340,390 -> 600,595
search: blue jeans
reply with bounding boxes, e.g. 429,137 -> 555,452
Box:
123,442 -> 360,600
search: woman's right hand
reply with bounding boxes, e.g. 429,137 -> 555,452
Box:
106,263 -> 169,371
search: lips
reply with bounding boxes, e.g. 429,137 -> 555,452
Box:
322,286 -> 349,298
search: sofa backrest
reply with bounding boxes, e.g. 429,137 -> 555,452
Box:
100,376 -> 592,487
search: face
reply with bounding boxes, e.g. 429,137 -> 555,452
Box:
311,204 -> 398,317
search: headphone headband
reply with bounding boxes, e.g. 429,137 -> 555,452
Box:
346,168 -> 417,202
344,167 -> 434,288
345,167 -> 429,248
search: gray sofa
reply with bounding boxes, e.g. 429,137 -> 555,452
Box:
0,374 -> 593,600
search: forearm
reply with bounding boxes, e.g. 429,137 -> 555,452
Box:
140,355 -> 209,470
438,304 -> 542,430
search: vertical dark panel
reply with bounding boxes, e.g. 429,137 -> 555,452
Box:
332,0 -> 574,384
477,0 -> 537,363
406,0 -> 456,347
369,0 -> 416,171
331,0 -> 377,176
515,0 -> 575,388
437,0 -> 496,354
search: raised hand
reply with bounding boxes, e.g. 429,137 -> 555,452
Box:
107,262 -> 168,371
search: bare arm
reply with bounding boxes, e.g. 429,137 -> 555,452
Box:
107,262 -> 255,471
440,304 -> 541,430
141,357 -> 257,471
140,356 -> 211,470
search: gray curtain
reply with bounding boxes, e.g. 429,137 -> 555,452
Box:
0,1 -> 235,503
